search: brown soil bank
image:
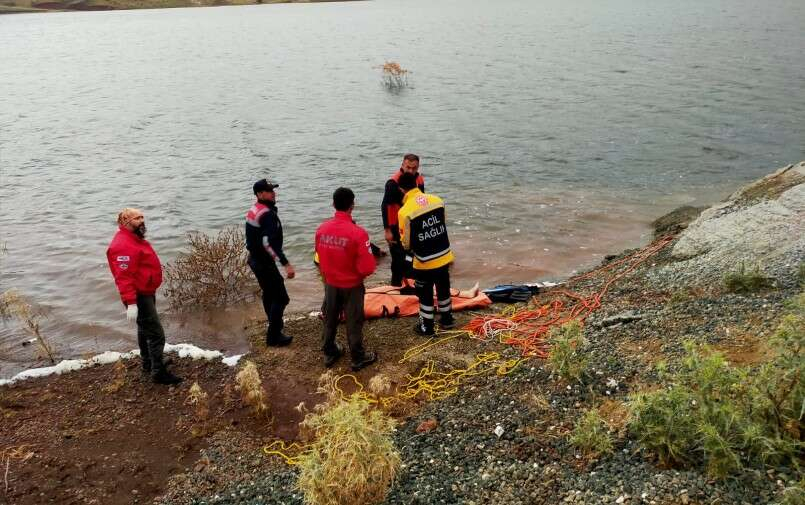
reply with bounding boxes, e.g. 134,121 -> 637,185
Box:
1,0 -> 360,14
0,312 -> 482,505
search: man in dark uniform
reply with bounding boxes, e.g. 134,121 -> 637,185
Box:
381,153 -> 425,286
245,179 -> 295,347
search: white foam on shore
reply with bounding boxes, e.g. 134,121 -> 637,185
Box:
0,343 -> 244,386
221,354 -> 244,367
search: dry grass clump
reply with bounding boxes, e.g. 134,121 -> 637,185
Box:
163,226 -> 259,312
547,320 -> 588,384
597,399 -> 631,438
314,370 -> 342,406
235,361 -> 269,419
521,390 -> 551,411
368,373 -> 392,396
102,361 -> 127,394
723,262 -> 775,293
0,290 -> 55,364
1,445 -> 35,494
570,408 -> 614,457
296,389 -> 401,505
380,61 -> 410,90
185,382 -> 211,437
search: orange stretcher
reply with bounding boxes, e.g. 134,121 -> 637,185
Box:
364,283 -> 492,319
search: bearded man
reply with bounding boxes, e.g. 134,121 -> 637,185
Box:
107,207 -> 182,385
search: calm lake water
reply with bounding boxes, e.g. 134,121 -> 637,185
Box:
1,0 -> 804,376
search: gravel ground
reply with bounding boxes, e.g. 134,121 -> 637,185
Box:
156,233 -> 803,505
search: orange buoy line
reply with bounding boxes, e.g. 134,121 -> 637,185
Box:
263,235 -> 675,464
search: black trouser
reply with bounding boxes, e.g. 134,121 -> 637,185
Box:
249,258 -> 289,339
136,294 -> 166,375
322,283 -> 366,362
389,228 -> 412,286
414,265 -> 453,331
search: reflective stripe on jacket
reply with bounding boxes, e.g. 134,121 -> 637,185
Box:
315,211 -> 376,288
245,200 -> 288,265
106,226 -> 163,306
397,188 -> 454,270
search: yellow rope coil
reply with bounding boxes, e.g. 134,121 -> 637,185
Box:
262,440 -> 305,465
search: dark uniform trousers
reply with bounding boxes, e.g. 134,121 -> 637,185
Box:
414,265 -> 453,331
136,294 -> 166,374
322,283 -> 366,361
249,258 -> 290,338
389,228 -> 412,286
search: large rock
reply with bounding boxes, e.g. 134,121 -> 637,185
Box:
660,162 -> 805,287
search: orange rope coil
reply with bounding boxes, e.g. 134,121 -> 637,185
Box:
263,235 -> 674,463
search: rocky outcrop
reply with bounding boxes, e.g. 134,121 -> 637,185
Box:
657,162 -> 805,287
651,205 -> 706,238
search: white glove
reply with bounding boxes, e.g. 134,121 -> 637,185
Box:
126,304 -> 138,323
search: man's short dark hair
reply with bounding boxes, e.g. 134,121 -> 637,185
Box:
333,187 -> 355,211
403,153 -> 419,162
398,172 -> 418,191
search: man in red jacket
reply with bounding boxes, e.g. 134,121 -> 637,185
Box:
107,208 -> 182,385
315,188 -> 377,371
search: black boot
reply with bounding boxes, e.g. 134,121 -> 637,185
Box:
152,368 -> 182,385
439,314 -> 456,330
266,328 -> 293,347
324,343 -> 344,368
413,320 -> 434,336
143,356 -> 173,373
351,351 -> 377,372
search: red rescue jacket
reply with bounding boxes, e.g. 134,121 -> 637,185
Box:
106,226 -> 163,305
315,211 -> 376,288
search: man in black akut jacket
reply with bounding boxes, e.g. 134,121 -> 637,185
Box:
380,153 -> 425,286
245,179 -> 295,347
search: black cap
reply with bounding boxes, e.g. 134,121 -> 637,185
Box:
253,179 -> 279,194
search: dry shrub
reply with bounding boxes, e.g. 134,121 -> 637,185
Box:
185,382 -> 211,437
163,226 -> 259,312
0,290 -> 55,364
368,373 -> 392,396
521,390 -> 551,411
296,393 -> 400,505
380,61 -> 409,89
1,445 -> 35,494
315,370 -> 341,406
235,361 -> 269,419
102,361 -> 127,394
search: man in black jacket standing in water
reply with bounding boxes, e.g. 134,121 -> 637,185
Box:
245,179 -> 295,347
381,153 -> 425,286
